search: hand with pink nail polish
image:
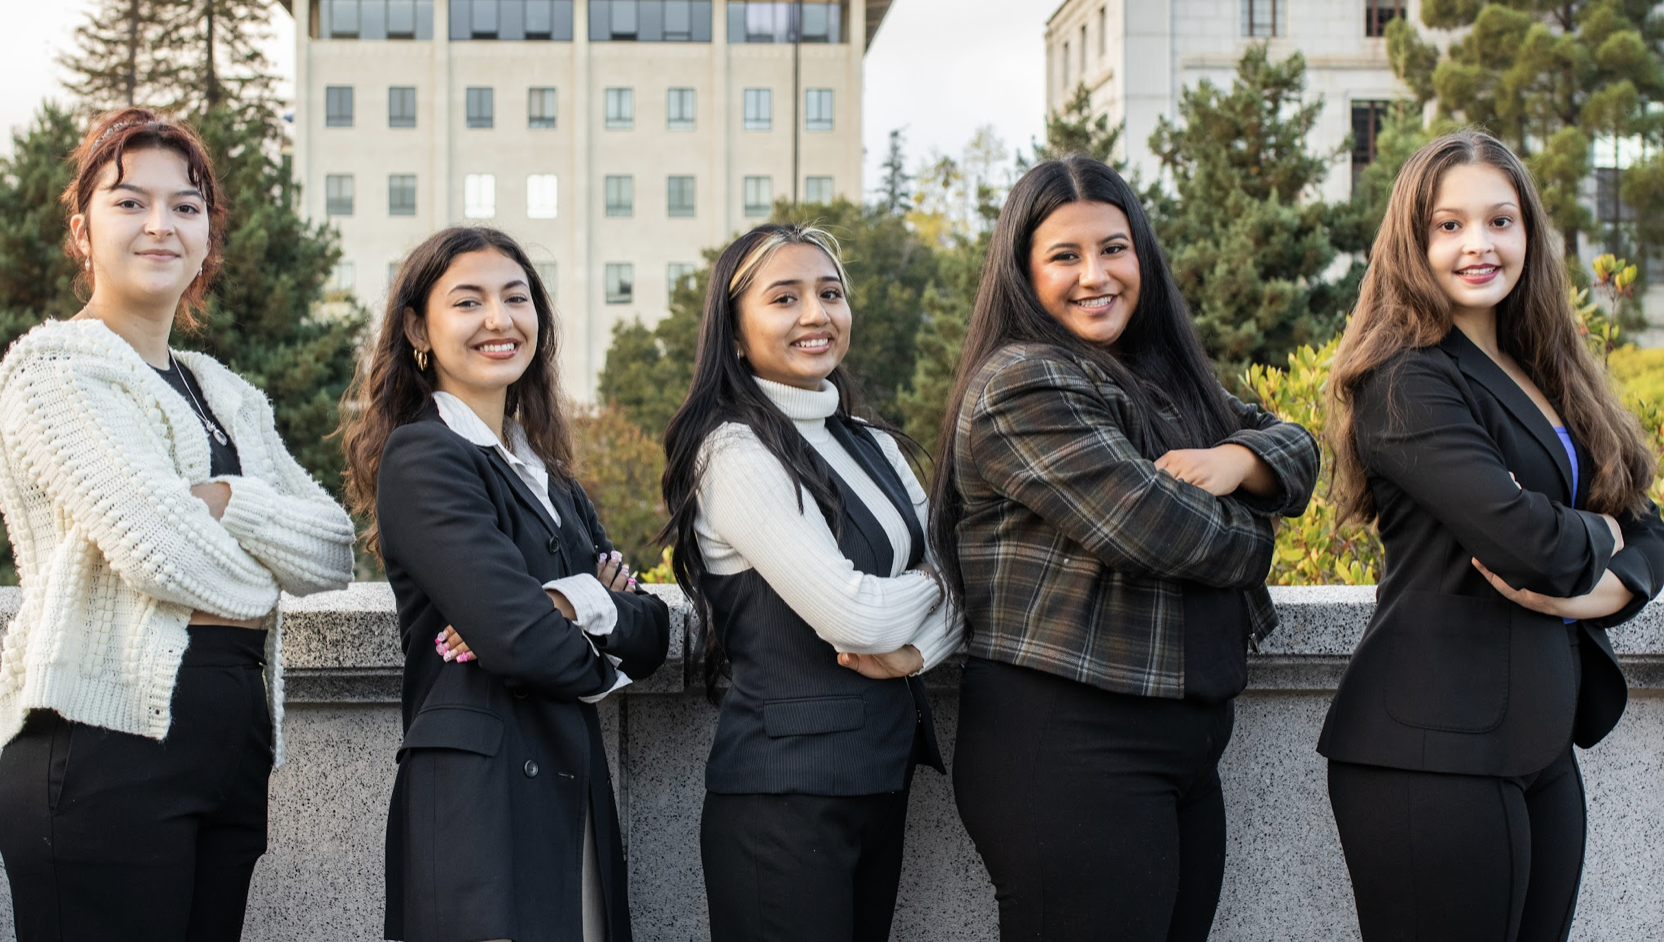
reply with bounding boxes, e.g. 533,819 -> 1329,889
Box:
596,551 -> 630,592
436,625 -> 475,665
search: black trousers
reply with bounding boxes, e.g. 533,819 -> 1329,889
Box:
1328,746 -> 1586,942
0,626 -> 274,942
953,657 -> 1234,942
701,780 -> 914,942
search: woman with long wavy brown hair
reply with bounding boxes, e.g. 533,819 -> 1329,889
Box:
339,226 -> 669,942
1319,130 -> 1664,941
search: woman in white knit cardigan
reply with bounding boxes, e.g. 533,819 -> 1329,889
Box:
0,109 -> 355,942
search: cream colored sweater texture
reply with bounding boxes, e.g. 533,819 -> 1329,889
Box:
0,320 -> 356,765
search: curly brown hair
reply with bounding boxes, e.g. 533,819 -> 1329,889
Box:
1327,129 -> 1654,522
338,227 -> 574,558
62,107 -> 227,328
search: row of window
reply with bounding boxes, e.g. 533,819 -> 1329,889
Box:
1241,0 -> 1405,39
312,0 -> 845,44
328,259 -> 697,308
322,172 -> 834,219
1059,1 -> 1409,88
323,84 -> 833,132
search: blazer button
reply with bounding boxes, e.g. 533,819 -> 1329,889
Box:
547,537 -> 559,554
523,760 -> 540,778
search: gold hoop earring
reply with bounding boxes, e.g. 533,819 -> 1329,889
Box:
414,349 -> 429,371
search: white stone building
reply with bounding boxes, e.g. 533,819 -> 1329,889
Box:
280,1 -> 885,397
1044,0 -> 1424,202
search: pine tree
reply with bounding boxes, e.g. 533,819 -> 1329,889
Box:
876,128 -> 914,215
1148,46 -> 1364,383
170,0 -> 281,113
1023,83 -> 1123,167
0,104 -> 84,345
57,0 -> 185,113
1386,1 -> 1664,260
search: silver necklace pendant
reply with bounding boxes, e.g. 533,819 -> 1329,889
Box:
204,418 -> 229,446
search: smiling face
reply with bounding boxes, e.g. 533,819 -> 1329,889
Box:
405,248 -> 539,416
1027,200 -> 1141,347
1426,161 -> 1527,322
734,242 -> 852,390
70,147 -> 210,317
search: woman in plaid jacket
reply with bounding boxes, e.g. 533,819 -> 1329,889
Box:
928,155 -> 1319,942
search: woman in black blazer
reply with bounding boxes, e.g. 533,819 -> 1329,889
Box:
1321,131 -> 1664,942
339,227 -> 670,942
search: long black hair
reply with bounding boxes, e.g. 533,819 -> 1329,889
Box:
659,223 -> 891,699
927,154 -> 1240,613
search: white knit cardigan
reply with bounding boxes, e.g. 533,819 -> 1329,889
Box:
0,319 -> 356,766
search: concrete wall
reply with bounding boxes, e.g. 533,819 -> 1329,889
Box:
3,583 -> 1664,940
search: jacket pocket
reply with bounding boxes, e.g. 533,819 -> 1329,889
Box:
397,706 -> 505,761
1383,591 -> 1510,733
763,696 -> 865,737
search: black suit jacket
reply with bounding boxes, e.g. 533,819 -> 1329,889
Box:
378,408 -> 670,942
1318,329 -> 1664,777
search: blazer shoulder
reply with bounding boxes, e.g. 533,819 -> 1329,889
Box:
380,418 -> 485,481
969,343 -> 1106,403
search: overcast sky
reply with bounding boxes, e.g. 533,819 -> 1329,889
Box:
0,0 -> 1049,191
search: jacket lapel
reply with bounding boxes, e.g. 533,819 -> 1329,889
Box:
826,416 -> 924,569
482,449 -> 562,544
1439,328 -> 1575,502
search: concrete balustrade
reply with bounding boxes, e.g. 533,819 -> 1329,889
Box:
2,583 -> 1662,941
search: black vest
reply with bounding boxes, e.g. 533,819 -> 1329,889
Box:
702,418 -> 945,795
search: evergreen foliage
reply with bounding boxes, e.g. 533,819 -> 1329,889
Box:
58,0 -> 184,113
1023,82 -> 1122,167
1147,46 -> 1366,383
875,128 -> 914,215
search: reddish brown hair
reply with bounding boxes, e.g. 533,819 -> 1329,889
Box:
1328,129 -> 1655,521
61,107 -> 226,327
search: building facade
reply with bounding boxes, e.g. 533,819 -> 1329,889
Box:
282,0 -> 884,397
1044,0 -> 1430,203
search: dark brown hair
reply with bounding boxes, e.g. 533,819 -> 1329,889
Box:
62,107 -> 226,327
338,227 -> 574,557
1328,129 -> 1655,521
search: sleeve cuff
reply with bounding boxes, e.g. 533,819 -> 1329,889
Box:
544,573 -> 619,636
212,474 -> 276,542
913,606 -> 966,673
578,650 -> 633,703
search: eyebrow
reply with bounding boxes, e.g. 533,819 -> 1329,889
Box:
763,276 -> 842,291
1432,201 -> 1519,215
447,280 -> 530,295
1044,232 -> 1131,252
110,182 -> 204,200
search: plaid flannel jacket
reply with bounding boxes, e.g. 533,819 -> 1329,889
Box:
953,344 -> 1319,698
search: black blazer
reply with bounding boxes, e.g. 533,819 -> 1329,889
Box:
378,408 -> 670,942
1318,329 -> 1664,777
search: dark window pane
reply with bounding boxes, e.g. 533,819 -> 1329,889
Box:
417,0 -> 434,38
360,0 -> 387,38
526,0 -> 553,36
665,0 -> 690,38
449,0 -> 469,38
639,0 -> 662,40
389,86 -> 416,127
332,0 -> 361,36
692,1 -> 711,40
552,1 -> 574,38
388,0 -> 417,37
473,0 -> 498,36
500,0 -> 525,39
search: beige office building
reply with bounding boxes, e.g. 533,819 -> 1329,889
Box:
281,1 -> 886,397
1044,0 -> 1431,202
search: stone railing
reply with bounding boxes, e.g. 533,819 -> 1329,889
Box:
3,584 -> 1663,941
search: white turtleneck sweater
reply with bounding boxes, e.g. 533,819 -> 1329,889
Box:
694,377 -> 962,670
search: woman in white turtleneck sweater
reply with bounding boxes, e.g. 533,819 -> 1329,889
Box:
660,224 -> 962,942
